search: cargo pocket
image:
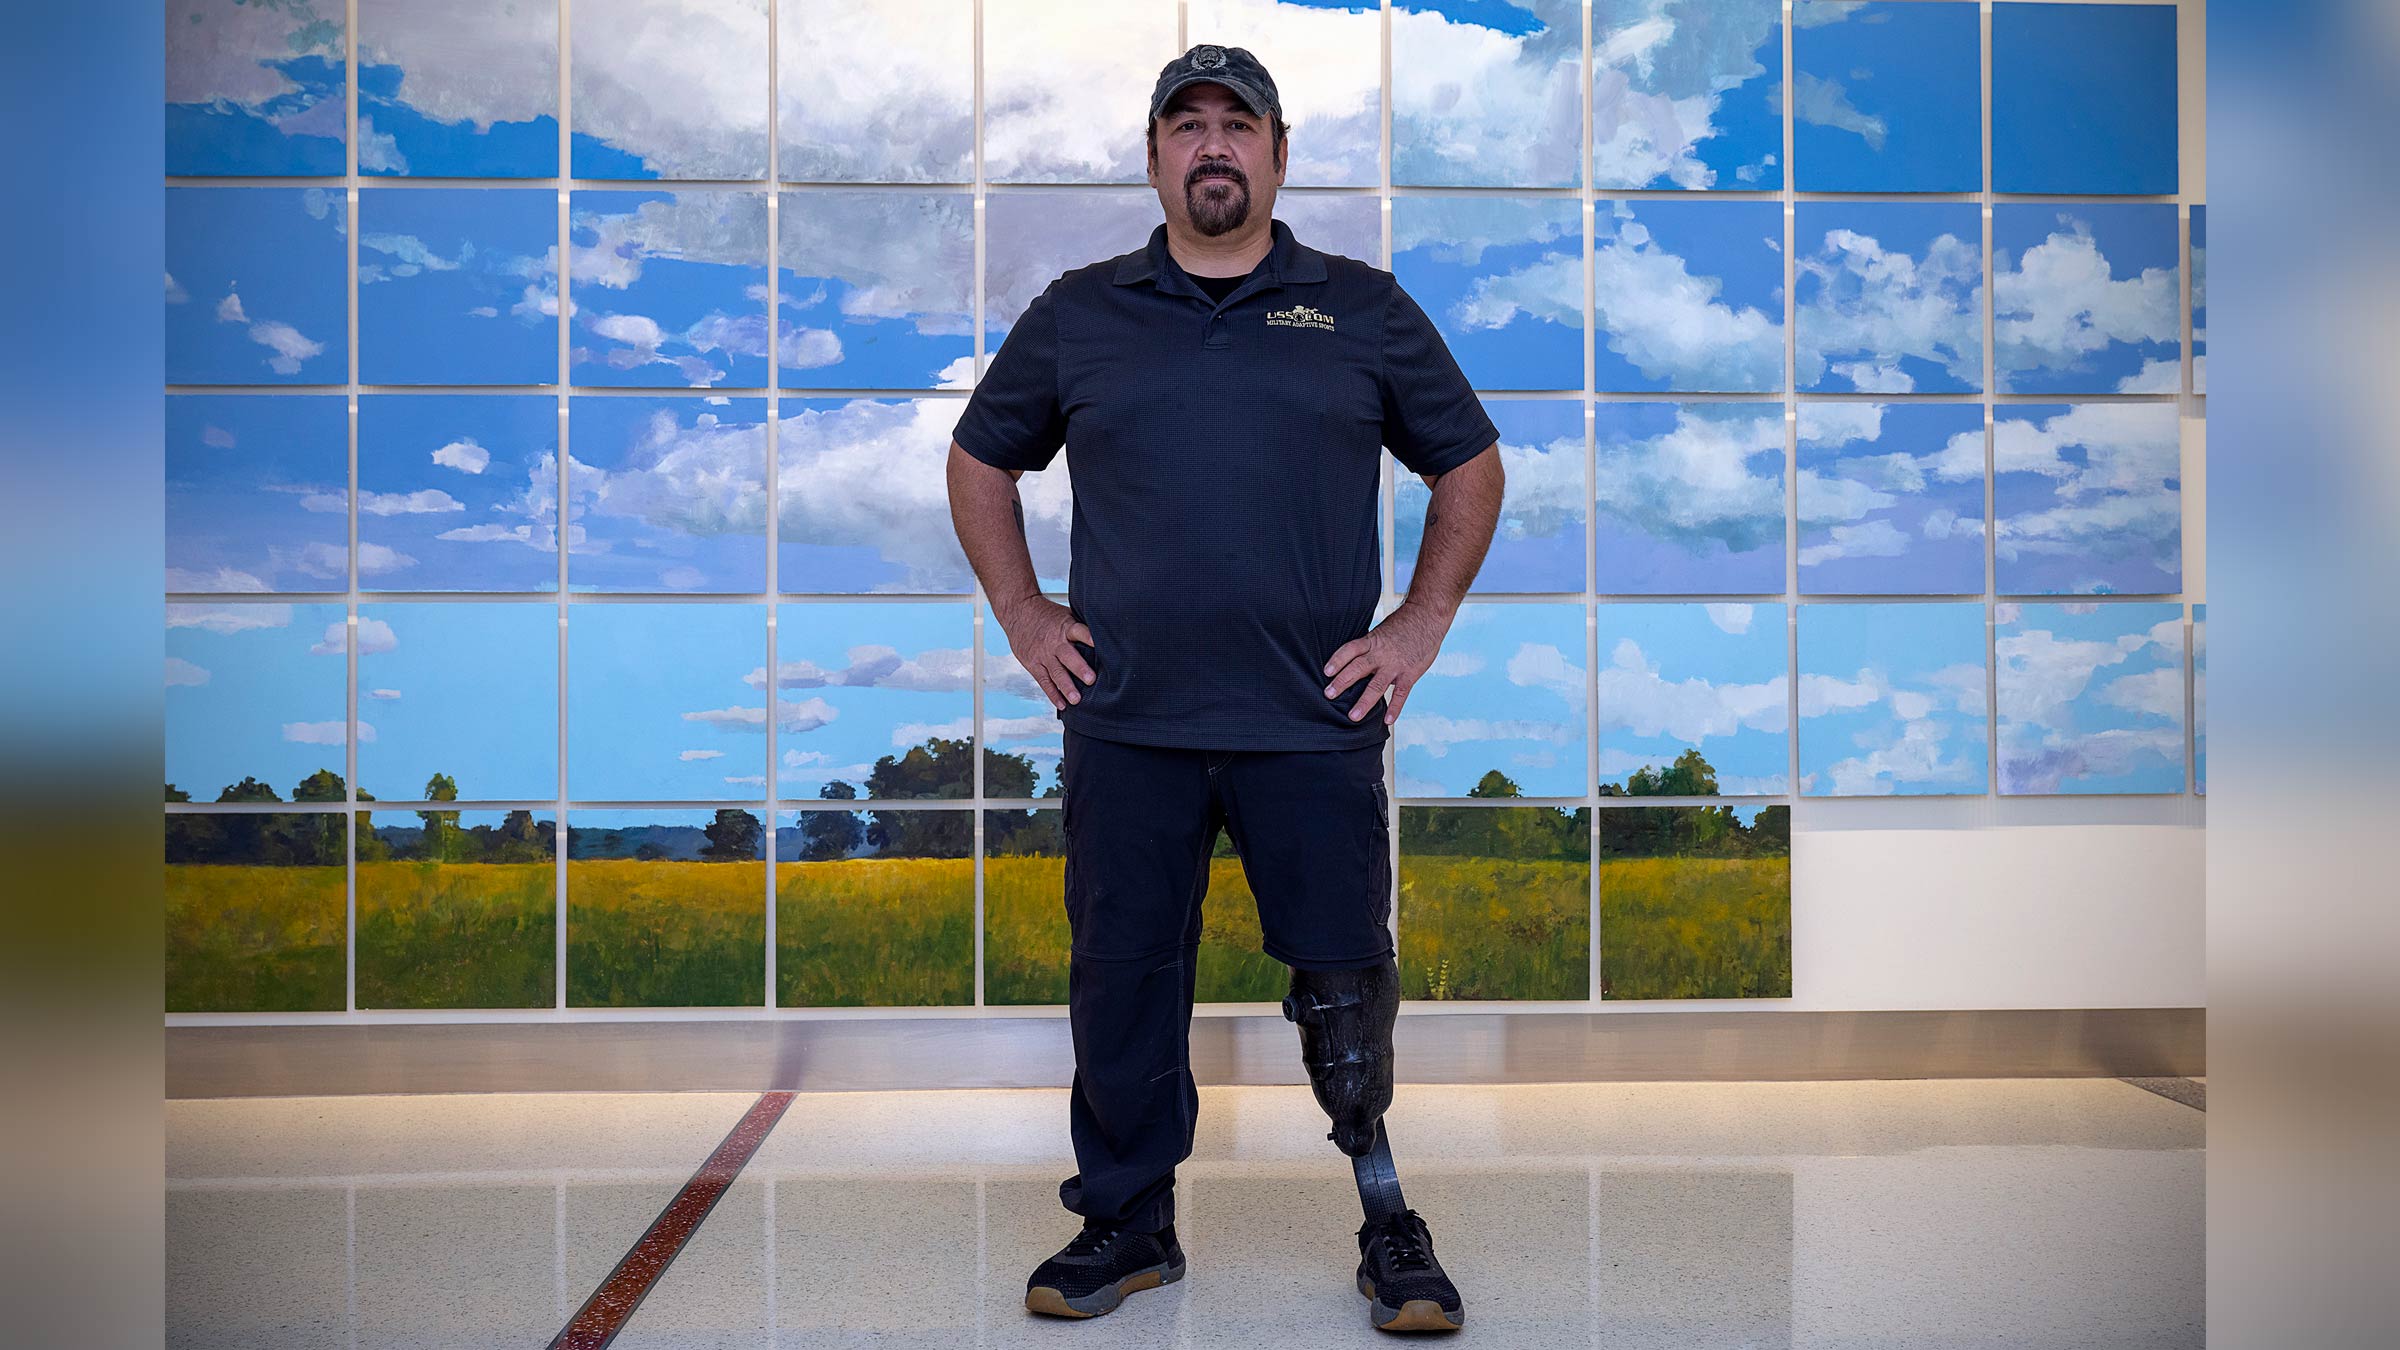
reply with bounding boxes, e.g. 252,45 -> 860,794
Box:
1367,778 -> 1392,931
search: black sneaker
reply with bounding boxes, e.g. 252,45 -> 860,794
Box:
1355,1208 -> 1465,1332
1024,1219 -> 1186,1319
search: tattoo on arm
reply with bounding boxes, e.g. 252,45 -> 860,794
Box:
1010,493 -> 1026,542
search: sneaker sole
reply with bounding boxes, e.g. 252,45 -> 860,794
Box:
1025,1257 -> 1185,1318
1358,1273 -> 1465,1332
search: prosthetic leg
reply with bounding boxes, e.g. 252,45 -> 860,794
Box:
1281,955 -> 1409,1224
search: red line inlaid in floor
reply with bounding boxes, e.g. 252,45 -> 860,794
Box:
548,1091 -> 795,1350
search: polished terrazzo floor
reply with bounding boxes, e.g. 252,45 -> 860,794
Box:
167,1078 -> 2203,1348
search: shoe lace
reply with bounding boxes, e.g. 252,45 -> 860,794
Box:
1062,1222 -> 1121,1258
1372,1209 -> 1433,1273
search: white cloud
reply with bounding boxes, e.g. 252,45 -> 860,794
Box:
1393,710 -> 1582,759
983,0 -> 1178,182
1592,0 -> 1784,189
570,0 -> 769,179
777,0 -> 973,181
166,272 -> 189,304
1794,222 -> 1983,390
1505,641 -> 1586,716
1592,204 -> 1785,389
1393,0 -> 1582,186
167,0 -> 342,106
164,657 -> 210,687
745,644 -> 975,693
166,566 -> 269,593
282,721 -> 357,745
1597,404 -> 1784,552
680,749 -> 726,761
433,438 -> 490,474
1427,650 -> 1485,678
1995,210 -> 2179,390
368,688 -> 402,700
776,399 -> 984,592
1597,636 -> 1788,739
360,488 -> 465,516
166,602 -> 291,632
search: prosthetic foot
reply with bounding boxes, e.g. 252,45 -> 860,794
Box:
1281,957 -> 1407,1223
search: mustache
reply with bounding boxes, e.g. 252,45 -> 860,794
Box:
1188,162 -> 1246,187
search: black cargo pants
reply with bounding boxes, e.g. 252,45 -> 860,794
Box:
1054,723 -> 1395,1235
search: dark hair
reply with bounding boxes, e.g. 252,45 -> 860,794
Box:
1146,110 -> 1290,173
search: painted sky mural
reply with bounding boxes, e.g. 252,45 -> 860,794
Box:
164,0 -> 2202,1012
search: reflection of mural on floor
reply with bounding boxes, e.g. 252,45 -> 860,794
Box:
1600,802 -> 1792,1001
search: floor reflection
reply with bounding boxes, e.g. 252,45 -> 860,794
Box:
167,1078 -> 2202,1348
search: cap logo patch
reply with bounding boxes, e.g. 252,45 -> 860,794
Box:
1193,45 -> 1228,68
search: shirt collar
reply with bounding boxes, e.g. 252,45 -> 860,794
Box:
1112,215 -> 1327,295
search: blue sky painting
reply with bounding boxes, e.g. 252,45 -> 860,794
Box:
2190,205 -> 2206,396
1399,398 -> 1584,595
567,397 -> 768,594
166,188 -> 347,386
1796,401 -> 1986,595
1594,200 -> 1785,393
1992,0 -> 2178,195
1592,0 -> 1783,191
1595,602 -> 1789,796
1797,601 -> 1988,796
778,0 -> 973,183
1791,0 -> 1980,193
984,0 -> 1178,184
1190,0 -> 1383,188
1392,0 -> 1581,188
570,191 -> 769,389
1392,602 -> 1586,799
1795,202 -> 1982,394
982,190 -> 1160,345
357,188 -> 558,386
566,603 -> 769,801
773,602 -> 975,800
1993,402 -> 2181,597
1277,194 -> 1385,269
166,0 -> 347,176
980,618 -> 1066,796
167,395 -> 349,593
1594,402 -> 1786,595
1994,203 -> 2180,395
166,602 -> 351,801
354,603 -> 558,802
779,191 -> 974,390
357,0 -> 559,178
570,0 -> 768,180
1392,196 -> 1583,392
1995,600 -> 2185,795
778,400 -> 985,594
359,395 -> 560,593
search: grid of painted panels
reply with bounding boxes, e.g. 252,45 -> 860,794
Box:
164,0 -> 2203,1016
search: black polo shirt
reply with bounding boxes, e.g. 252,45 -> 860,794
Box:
953,215 -> 1497,752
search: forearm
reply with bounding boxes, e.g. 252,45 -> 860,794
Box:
946,447 -> 1043,625
1403,445 -> 1502,618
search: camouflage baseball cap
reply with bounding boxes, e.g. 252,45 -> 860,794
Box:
1148,43 -> 1281,126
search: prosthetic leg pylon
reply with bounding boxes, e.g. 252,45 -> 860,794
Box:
1282,955 -> 1409,1224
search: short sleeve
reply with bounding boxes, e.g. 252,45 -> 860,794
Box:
952,281 -> 1068,473
1378,282 -> 1499,477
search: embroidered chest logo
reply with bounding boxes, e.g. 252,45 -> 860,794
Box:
1265,303 -> 1335,332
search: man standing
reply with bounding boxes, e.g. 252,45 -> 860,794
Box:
945,43 -> 1502,1333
